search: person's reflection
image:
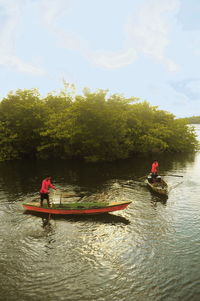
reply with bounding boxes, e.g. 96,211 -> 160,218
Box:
42,214 -> 52,229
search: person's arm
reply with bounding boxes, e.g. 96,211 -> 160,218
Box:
49,181 -> 56,190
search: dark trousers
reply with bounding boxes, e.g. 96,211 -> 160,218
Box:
151,173 -> 158,182
40,193 -> 50,207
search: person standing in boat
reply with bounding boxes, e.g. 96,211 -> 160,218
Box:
151,160 -> 159,181
40,176 -> 56,207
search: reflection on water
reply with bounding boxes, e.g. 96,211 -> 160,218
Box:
192,124 -> 200,141
41,214 -> 52,228
150,194 -> 168,207
0,141 -> 200,300
24,211 -> 131,226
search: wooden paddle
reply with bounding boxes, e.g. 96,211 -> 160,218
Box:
138,174 -> 149,180
139,173 -> 183,180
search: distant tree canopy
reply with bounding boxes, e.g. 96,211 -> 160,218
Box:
179,116 -> 200,124
0,86 -> 198,162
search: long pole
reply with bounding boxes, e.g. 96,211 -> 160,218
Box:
160,174 -> 183,177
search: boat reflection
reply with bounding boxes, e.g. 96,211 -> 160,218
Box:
23,210 -> 130,225
150,194 -> 168,208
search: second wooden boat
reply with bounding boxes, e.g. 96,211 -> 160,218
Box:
145,175 -> 168,196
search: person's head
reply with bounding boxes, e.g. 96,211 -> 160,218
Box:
45,176 -> 51,180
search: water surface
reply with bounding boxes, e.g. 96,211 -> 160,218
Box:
0,128 -> 200,301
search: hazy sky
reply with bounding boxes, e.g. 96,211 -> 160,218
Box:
0,0 -> 200,117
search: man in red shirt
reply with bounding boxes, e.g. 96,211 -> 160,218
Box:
40,176 -> 56,207
151,160 -> 159,180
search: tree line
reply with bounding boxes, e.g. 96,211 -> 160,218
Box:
179,116 -> 200,124
0,86 -> 198,162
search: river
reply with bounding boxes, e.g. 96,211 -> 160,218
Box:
0,126 -> 200,301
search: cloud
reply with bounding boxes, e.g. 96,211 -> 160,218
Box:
40,0 -> 180,71
39,0 -> 82,50
0,54 -> 45,75
40,0 -> 71,26
0,0 -> 182,74
40,0 -> 91,60
0,0 -> 45,75
170,78 -> 200,100
0,0 -> 23,52
124,0 -> 180,71
31,0 -> 180,72
89,48 -> 138,69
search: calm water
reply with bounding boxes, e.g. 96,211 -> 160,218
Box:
0,126 -> 200,301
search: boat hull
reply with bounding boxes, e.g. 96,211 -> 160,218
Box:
145,179 -> 168,196
23,201 -> 131,215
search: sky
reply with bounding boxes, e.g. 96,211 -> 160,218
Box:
0,0 -> 200,117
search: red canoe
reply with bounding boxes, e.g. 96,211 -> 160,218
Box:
23,200 -> 132,215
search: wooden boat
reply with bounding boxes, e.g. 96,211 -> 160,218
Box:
145,175 -> 168,196
23,200 -> 132,215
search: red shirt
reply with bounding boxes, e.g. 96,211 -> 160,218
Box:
151,162 -> 159,174
40,179 -> 55,194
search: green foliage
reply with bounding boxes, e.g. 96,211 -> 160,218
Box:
179,116 -> 200,124
51,202 -> 109,209
0,86 -> 198,162
0,89 -> 45,160
0,121 -> 18,160
164,119 -> 198,152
